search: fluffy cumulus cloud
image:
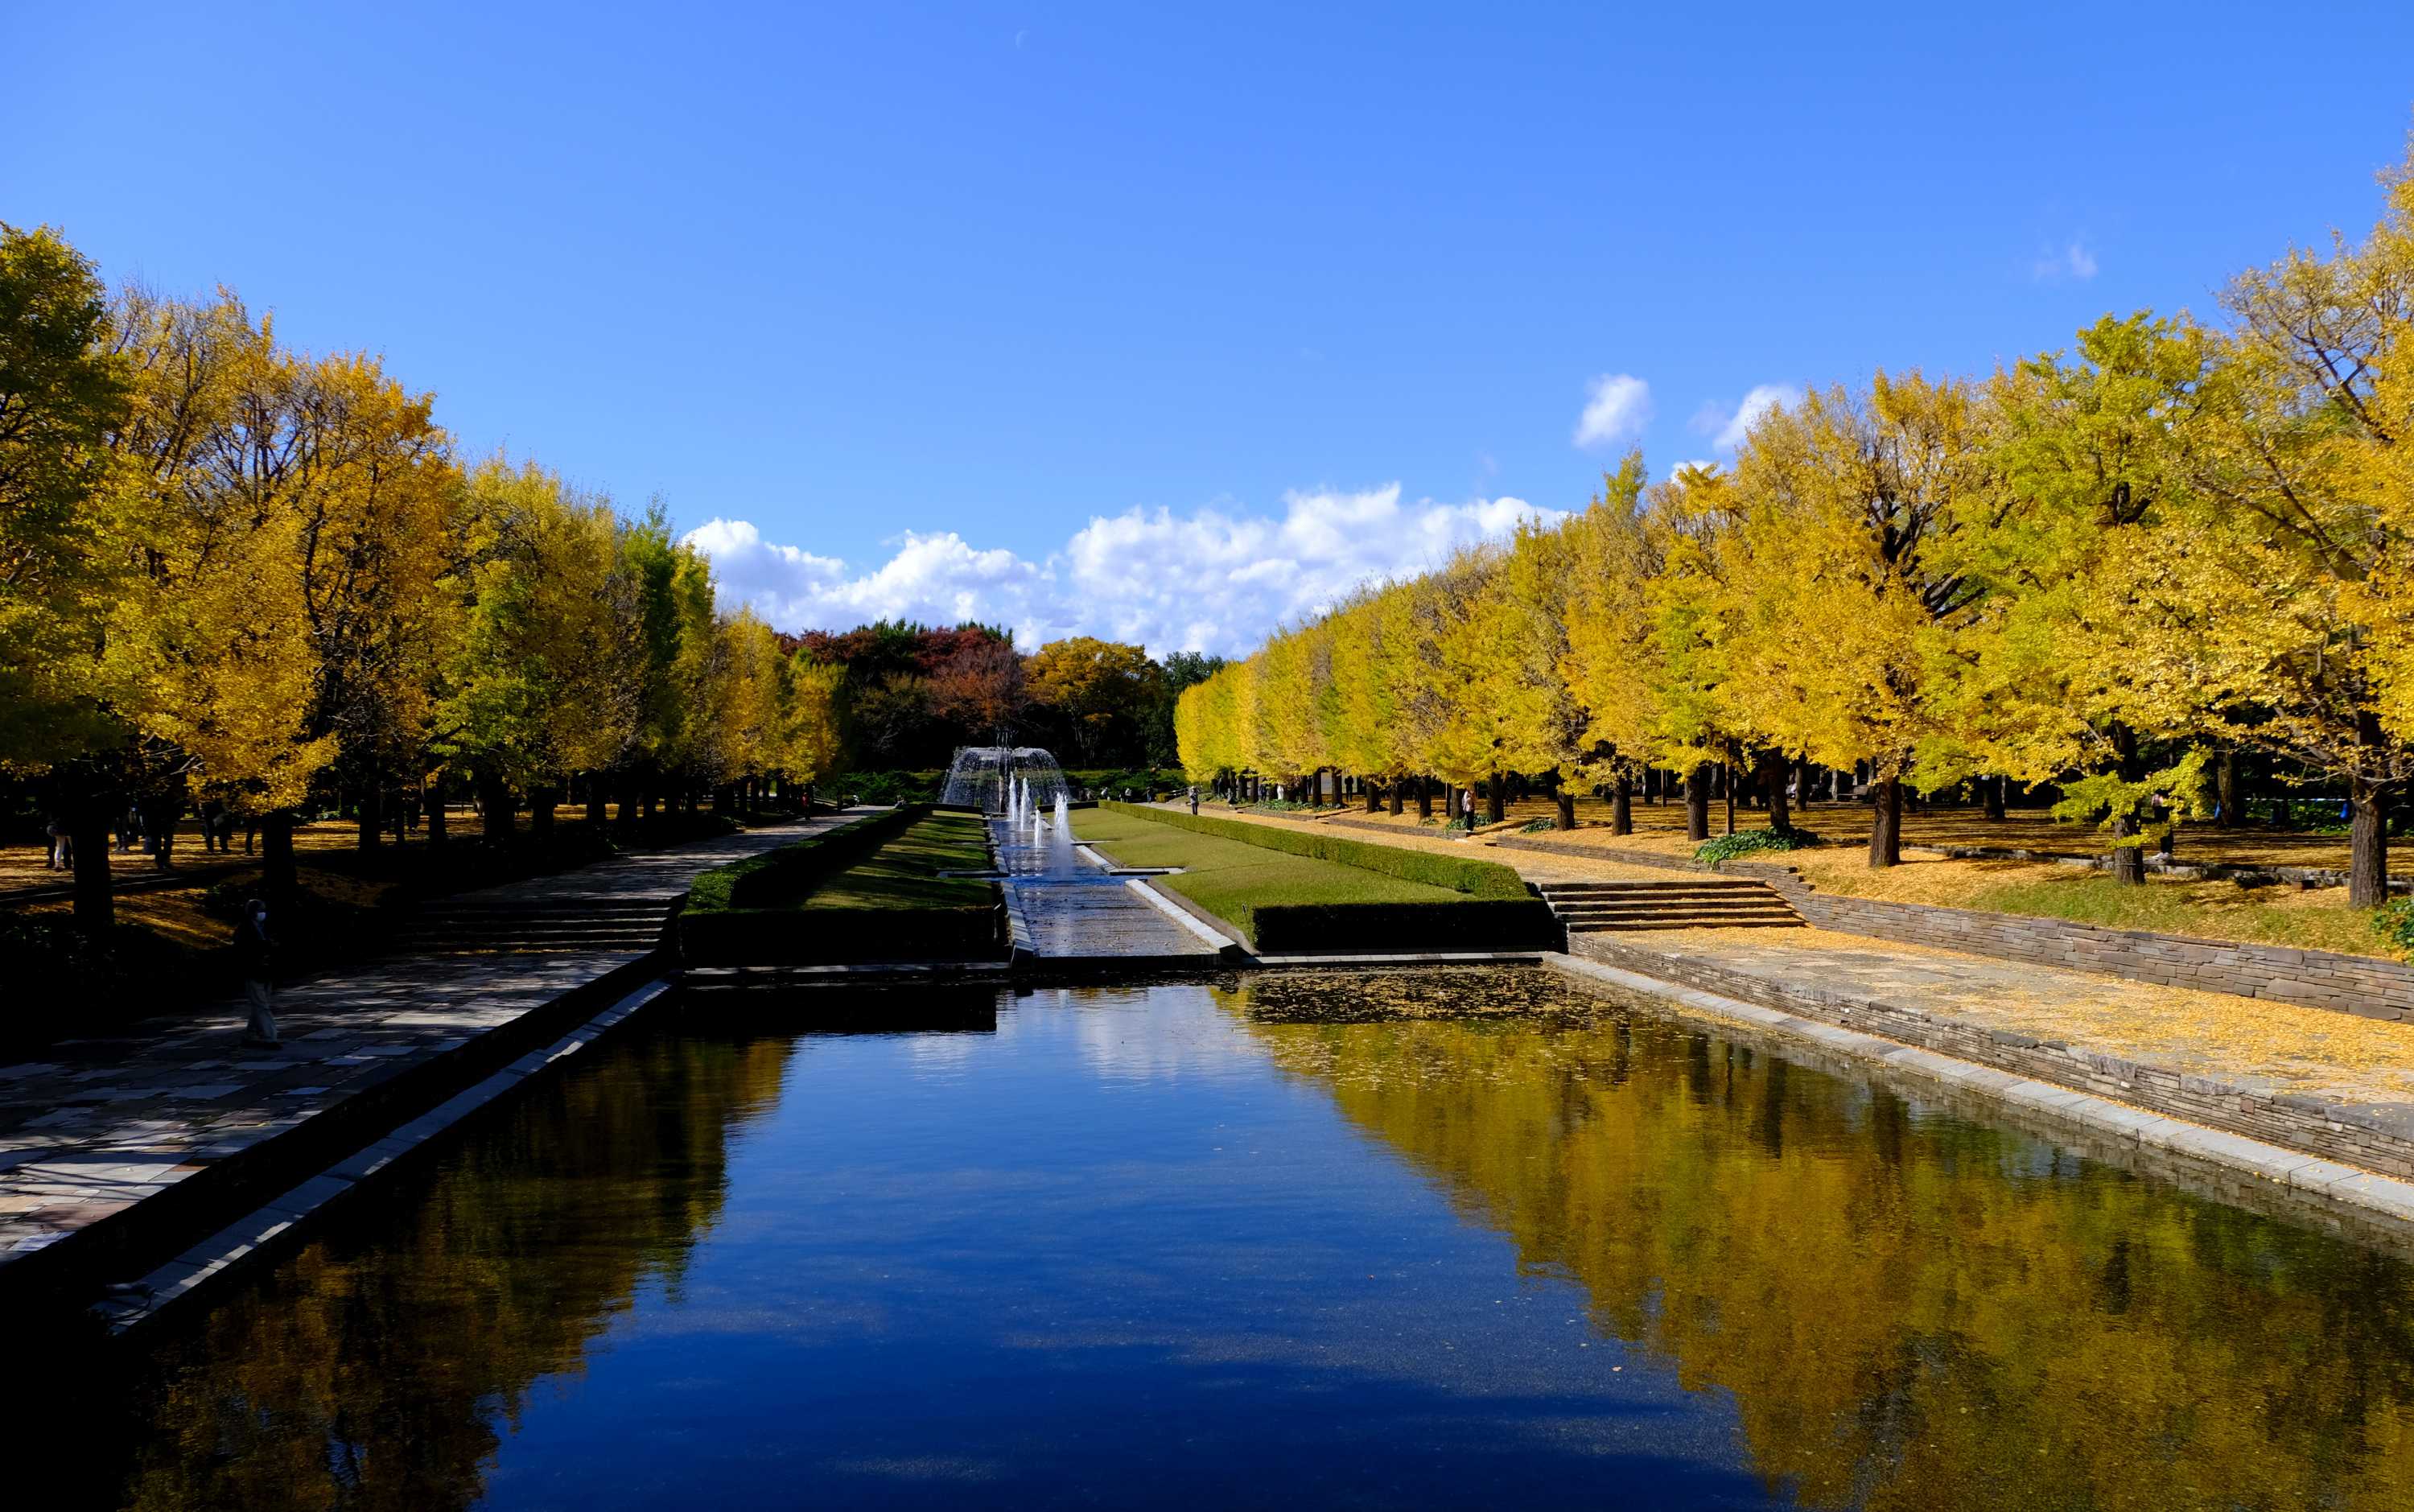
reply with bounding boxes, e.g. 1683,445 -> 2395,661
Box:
684,485 -> 1563,658
1572,373 -> 1651,448
1700,382 -> 1804,451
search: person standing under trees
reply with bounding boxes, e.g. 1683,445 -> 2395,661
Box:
1188,784 -> 1200,816
233,899 -> 279,1047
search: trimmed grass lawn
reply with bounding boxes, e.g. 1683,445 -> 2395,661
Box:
1073,806 -> 1464,944
1959,873 -> 2388,958
801,813 -> 994,911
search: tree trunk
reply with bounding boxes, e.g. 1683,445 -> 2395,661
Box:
1759,751 -> 1791,831
1612,775 -> 1633,834
1868,775 -> 1903,867
1445,784 -> 1462,822
529,785 -> 558,842
2108,814 -> 2147,884
1684,764 -> 1711,843
262,812 -> 297,905
2214,750 -> 2240,828
586,774 -> 608,826
2351,775 -> 2391,909
1487,770 -> 1506,826
2107,721 -> 2144,885
1417,777 -> 1433,819
427,789 -> 447,846
70,795 -> 114,936
1389,780 -> 1403,816
1366,781 -> 1382,814
1555,791 -> 1576,830
356,784 -> 381,851
1984,774 -> 2006,822
480,772 -> 515,843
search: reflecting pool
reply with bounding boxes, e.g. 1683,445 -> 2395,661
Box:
80,969 -> 2414,1508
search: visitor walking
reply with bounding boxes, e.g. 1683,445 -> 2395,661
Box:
232,899 -> 280,1047
43,814 -> 72,871
1188,785 -> 1200,816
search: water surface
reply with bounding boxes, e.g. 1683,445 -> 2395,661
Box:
89,968 -> 2414,1508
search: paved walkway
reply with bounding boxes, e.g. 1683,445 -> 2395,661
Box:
0,811 -> 851,1268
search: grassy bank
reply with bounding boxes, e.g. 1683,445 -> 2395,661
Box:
1955,873 -> 2383,958
1073,806 -> 1548,950
801,813 -> 993,911
682,807 -> 1003,964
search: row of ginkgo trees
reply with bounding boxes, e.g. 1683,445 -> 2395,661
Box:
1177,136 -> 2414,905
0,228 -> 845,931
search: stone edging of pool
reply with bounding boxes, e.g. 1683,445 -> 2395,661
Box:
1546,952 -> 2414,1233
84,945 -> 2414,1336
89,977 -> 675,1337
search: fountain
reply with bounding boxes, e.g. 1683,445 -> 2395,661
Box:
940,746 -> 1073,814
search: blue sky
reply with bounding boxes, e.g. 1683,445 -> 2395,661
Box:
9,2 -> 2414,654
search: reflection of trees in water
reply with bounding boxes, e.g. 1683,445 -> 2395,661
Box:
1222,974 -> 2414,1510
114,1035 -> 794,1512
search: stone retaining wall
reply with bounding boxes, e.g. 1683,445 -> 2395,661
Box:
1495,834 -> 2414,1023
1566,933 -> 2414,1180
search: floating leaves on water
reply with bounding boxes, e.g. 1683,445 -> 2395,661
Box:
1221,966 -> 1622,1026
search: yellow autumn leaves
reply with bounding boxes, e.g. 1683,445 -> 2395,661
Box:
0,230 -> 845,903
1181,135 -> 2414,897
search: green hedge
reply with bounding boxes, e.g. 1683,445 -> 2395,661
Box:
1248,900 -> 1555,954
687,807 -> 921,913
1099,802 -> 1530,898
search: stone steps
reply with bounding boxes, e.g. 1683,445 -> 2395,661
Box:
390,900 -> 676,954
1539,880 -> 1805,933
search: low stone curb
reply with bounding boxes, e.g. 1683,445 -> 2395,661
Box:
92,978 -> 676,1335
1126,878 -> 1250,959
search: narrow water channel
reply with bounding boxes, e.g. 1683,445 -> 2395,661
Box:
78,968 -> 2414,1508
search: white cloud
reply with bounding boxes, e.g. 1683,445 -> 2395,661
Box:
2033,239 -> 2099,282
1572,373 -> 1651,448
1708,383 -> 1803,451
684,484 -> 1563,659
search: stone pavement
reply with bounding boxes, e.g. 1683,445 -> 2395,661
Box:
1597,927 -> 2414,1109
0,810 -> 853,1271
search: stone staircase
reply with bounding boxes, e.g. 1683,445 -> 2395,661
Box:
387,896 -> 677,955
1539,879 -> 1805,934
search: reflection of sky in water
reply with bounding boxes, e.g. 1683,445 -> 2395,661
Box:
526,984 -> 1755,1509
101,973 -> 2414,1511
